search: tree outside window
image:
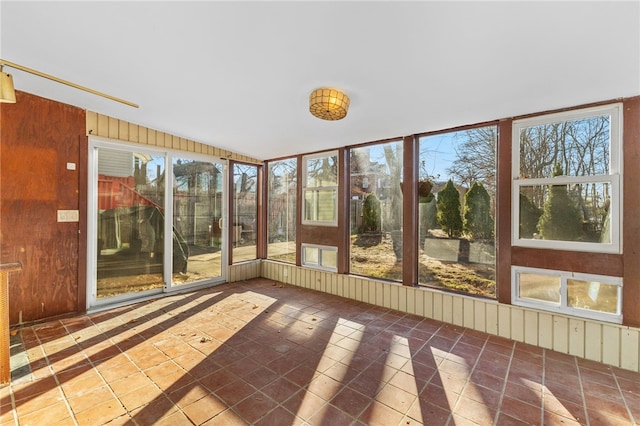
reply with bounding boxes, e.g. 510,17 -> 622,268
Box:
418,126 -> 497,297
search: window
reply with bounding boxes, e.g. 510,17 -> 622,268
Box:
349,140 -> 403,281
417,127 -> 497,297
302,244 -> 338,272
512,266 -> 622,323
267,158 -> 297,263
302,151 -> 338,226
512,104 -> 622,253
232,163 -> 258,262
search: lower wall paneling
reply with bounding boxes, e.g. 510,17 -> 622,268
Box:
260,260 -> 640,373
228,260 -> 261,283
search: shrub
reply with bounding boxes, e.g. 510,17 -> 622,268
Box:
463,181 -> 494,240
361,193 -> 381,232
538,163 -> 584,241
437,180 -> 463,237
519,193 -> 541,238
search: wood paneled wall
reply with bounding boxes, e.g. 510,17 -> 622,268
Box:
622,97 -> 640,327
1,92 -> 86,324
86,111 -> 261,165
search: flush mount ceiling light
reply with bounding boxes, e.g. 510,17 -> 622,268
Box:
0,58 -> 138,108
309,87 -> 350,121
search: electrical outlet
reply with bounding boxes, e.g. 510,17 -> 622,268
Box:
283,268 -> 288,277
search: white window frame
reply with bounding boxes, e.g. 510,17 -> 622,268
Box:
301,243 -> 338,272
512,104 -> 623,253
302,151 -> 338,227
512,266 -> 622,323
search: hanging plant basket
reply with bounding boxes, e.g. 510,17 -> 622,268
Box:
418,180 -> 433,198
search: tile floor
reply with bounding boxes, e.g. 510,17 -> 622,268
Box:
1,278 -> 639,425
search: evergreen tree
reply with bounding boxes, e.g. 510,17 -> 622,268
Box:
519,193 -> 541,238
538,163 -> 584,241
436,180 -> 463,237
361,193 -> 381,233
463,181 -> 494,240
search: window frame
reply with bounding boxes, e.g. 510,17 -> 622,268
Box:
416,126 -> 498,297
266,157 -> 298,263
511,265 -> 622,323
301,150 -> 339,227
511,103 -> 623,253
301,243 -> 338,272
231,161 -> 259,263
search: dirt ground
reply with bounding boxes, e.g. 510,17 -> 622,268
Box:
97,269 -> 202,298
97,234 -> 496,299
350,232 -> 496,297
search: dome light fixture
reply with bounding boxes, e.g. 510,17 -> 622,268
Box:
309,87 -> 350,121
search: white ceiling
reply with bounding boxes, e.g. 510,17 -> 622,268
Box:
1,1 -> 639,160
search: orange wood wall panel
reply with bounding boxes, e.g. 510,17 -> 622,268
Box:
623,97 -> 640,327
496,120 -> 512,304
1,91 -> 86,324
511,247 -> 623,277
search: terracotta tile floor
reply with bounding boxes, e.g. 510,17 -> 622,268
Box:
2,278 -> 640,425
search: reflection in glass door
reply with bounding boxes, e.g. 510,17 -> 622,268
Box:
171,158 -> 225,286
95,147 -> 166,299
89,140 -> 228,307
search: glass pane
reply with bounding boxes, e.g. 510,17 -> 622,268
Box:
518,182 -> 611,243
349,141 -> 403,281
267,159 -> 297,263
567,279 -> 619,314
172,159 -> 223,285
233,163 -> 258,262
304,189 -> 336,222
519,114 -> 610,179
306,154 -> 338,187
417,127 -> 496,296
96,148 -> 165,298
304,246 -> 319,266
517,272 -> 561,304
321,249 -> 337,269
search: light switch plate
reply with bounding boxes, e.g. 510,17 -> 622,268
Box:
57,210 -> 79,222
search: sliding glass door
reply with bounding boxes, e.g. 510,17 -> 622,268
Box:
88,139 -> 226,308
171,157 -> 225,286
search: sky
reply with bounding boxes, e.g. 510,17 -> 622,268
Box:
418,132 -> 460,182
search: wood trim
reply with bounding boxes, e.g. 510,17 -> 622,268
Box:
257,161 -> 267,259
227,160 -> 235,266
296,155 -> 302,266
77,133 -> 88,315
623,96 -> 640,327
402,135 -> 418,286
338,148 -> 349,274
496,119 -> 512,304
511,247 -> 623,277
